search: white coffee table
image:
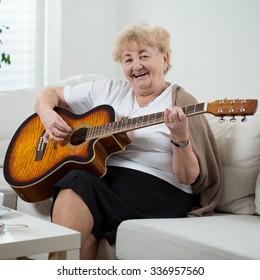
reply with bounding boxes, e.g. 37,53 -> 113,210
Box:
0,207 -> 80,260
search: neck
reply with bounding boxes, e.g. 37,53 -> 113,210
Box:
134,82 -> 168,107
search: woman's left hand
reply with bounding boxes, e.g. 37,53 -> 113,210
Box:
164,106 -> 189,140
164,106 -> 199,185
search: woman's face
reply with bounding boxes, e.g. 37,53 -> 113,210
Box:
121,42 -> 169,95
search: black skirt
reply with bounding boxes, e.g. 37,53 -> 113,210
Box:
52,166 -> 197,245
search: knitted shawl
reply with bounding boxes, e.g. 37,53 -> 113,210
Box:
171,84 -> 223,216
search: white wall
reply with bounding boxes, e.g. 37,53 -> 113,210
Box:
60,0 -> 118,79
46,0 -> 118,83
116,0 -> 260,102
48,0 -> 260,102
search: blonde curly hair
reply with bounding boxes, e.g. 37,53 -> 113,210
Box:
112,23 -> 172,74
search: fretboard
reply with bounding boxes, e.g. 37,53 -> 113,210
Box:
86,102 -> 207,140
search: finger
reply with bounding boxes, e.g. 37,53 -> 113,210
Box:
56,116 -> 72,132
164,108 -> 170,122
50,122 -> 71,134
49,132 -> 66,142
164,108 -> 175,124
52,127 -> 70,138
169,107 -> 179,123
175,106 -> 186,121
43,132 -> 49,144
44,128 -> 67,143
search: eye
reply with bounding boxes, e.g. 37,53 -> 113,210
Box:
124,58 -> 132,64
140,55 -> 149,60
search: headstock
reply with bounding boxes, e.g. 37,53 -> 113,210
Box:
207,99 -> 258,122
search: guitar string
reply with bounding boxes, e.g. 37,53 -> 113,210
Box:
65,104 -> 201,143
67,113 -> 166,142
69,116 -> 165,142
58,104 -> 204,143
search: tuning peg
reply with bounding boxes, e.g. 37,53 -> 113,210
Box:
230,116 -> 236,122
218,116 -> 225,123
241,116 -> 247,122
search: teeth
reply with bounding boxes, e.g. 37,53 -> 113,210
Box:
134,73 -> 146,77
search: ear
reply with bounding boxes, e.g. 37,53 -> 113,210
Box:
162,51 -> 170,72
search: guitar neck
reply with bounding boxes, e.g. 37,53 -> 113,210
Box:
87,102 -> 207,139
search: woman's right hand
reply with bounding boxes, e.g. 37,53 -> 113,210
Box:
35,87 -> 72,144
40,108 -> 72,144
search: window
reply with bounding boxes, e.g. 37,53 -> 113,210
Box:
0,0 -> 45,91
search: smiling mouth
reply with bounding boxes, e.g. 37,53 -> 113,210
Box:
133,72 -> 148,78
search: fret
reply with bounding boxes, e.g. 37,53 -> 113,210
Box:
117,120 -> 122,131
182,102 -> 205,116
131,117 -> 137,127
127,118 -> 133,129
88,126 -> 93,138
101,123 -> 108,135
155,112 -> 164,122
97,124 -> 103,136
111,122 -> 117,132
98,125 -> 103,136
108,122 -> 114,132
137,116 -> 144,127
118,120 -> 124,131
115,120 -> 121,132
93,125 -> 99,138
149,113 -> 156,124
196,102 -> 205,113
120,117 -> 128,130
142,115 -> 149,124
86,126 -> 92,139
92,125 -> 97,137
116,120 -> 122,131
186,105 -> 196,116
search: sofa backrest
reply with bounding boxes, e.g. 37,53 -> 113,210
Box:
0,87 -> 37,168
206,110 -> 260,215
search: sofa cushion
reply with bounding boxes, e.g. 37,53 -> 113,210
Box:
116,215 -> 260,259
206,111 -> 260,215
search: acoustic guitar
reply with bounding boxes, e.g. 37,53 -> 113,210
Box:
3,99 -> 258,202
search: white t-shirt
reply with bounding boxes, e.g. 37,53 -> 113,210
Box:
64,79 -> 192,193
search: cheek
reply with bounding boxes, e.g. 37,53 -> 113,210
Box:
154,62 -> 165,75
122,64 -> 130,75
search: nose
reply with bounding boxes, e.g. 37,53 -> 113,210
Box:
132,59 -> 143,71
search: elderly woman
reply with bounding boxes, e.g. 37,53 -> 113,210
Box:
35,23 -> 222,259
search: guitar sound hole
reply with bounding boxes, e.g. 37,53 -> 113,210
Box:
70,127 -> 88,146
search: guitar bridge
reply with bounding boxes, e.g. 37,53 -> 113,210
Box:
35,131 -> 46,161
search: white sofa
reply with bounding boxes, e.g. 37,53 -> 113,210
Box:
1,74 -> 260,259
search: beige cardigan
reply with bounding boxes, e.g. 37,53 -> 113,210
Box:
171,84 -> 223,216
